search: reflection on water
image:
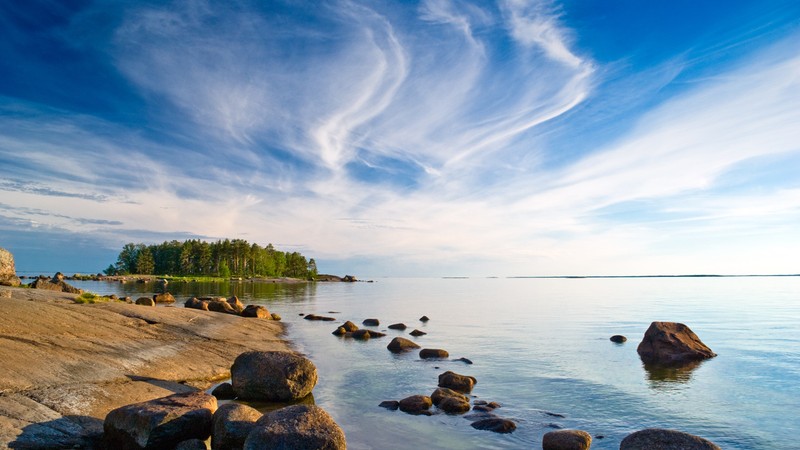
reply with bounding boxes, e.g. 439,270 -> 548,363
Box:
643,360 -> 703,387
78,279 -> 317,303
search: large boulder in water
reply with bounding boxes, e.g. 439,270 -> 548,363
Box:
231,351 -> 317,401
242,304 -> 270,318
398,395 -> 432,415
620,428 -> 721,450
212,403 -> 262,450
153,292 -> 175,303
543,429 -> 592,450
243,405 -> 346,450
103,391 -> 217,449
637,322 -> 716,365
0,247 -> 20,287
438,371 -> 477,393
387,337 -> 420,353
470,418 -> 516,433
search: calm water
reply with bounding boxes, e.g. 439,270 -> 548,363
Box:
72,276 -> 800,449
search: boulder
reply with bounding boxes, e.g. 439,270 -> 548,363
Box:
136,297 -> 156,307
430,387 -> 468,406
175,439 -> 207,450
637,322 -> 716,365
304,314 -> 336,321
470,418 -> 516,433
437,396 -> 470,415
342,275 -> 357,282
153,292 -> 176,303
543,429 -> 592,450
332,327 -> 347,336
185,297 -> 209,310
362,318 -> 380,326
231,351 -> 317,401
378,400 -> 399,410
364,329 -> 386,338
420,348 -> 449,359
388,323 -> 407,330
419,315 -> 430,322
387,337 -> 421,353
211,382 -> 236,400
610,335 -> 627,343
212,403 -> 262,450
438,371 -> 477,393
620,428 -> 721,450
103,391 -> 217,449
350,329 -> 371,340
270,313 -> 281,321
0,247 -> 21,287
243,405 -> 346,450
409,329 -> 427,336
227,296 -> 245,313
341,321 -> 359,332
207,298 -> 238,315
398,395 -> 432,415
242,304 -> 270,318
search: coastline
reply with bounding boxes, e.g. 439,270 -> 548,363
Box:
0,285 -> 292,448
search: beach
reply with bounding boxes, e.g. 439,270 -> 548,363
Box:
0,285 -> 289,448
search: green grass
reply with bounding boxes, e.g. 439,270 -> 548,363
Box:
74,292 -> 117,304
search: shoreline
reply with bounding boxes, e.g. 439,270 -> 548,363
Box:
0,285 -> 293,448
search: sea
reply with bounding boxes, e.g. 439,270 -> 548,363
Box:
68,276 -> 799,449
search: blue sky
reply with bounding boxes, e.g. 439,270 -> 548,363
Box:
1,0 -> 799,276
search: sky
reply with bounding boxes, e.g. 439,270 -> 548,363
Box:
1,0 -> 799,277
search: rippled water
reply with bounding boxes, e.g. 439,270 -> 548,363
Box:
73,276 -> 800,449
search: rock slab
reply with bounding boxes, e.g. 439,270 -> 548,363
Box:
103,391 -> 217,450
243,405 -> 346,450
620,428 -> 721,450
637,322 -> 716,365
231,351 -> 317,401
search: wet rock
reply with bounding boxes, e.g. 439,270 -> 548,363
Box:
470,418 -> 516,433
231,351 -> 317,401
472,405 -> 495,413
419,315 -> 430,322
430,387 -> 468,406
135,297 -> 155,307
332,327 -> 347,336
350,329 -> 371,340
438,371 -> 477,393
362,318 -> 380,326
379,400 -> 399,410
175,439 -> 207,450
620,428 -> 721,450
212,403 -> 262,450
304,314 -> 336,321
438,396 -> 470,415
387,337 -> 421,353
211,382 -> 236,400
0,247 -> 21,287
464,411 -> 497,421
454,357 -> 473,364
270,313 -> 281,321
388,323 -> 407,330
409,329 -> 427,336
243,405 -> 346,450
341,321 -> 359,332
365,329 -> 386,338
103,391 -> 217,450
637,322 -> 716,365
207,298 -> 238,315
28,274 -> 82,293
543,429 -> 592,450
227,296 -> 245,313
185,297 -> 208,310
153,293 -> 176,303
420,348 -> 449,359
398,395 -> 432,415
610,335 -> 627,343
242,305 -> 270,318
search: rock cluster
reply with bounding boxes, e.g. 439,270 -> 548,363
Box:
27,272 -> 82,293
185,296 -> 280,320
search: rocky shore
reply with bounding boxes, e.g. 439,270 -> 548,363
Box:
0,285 -> 290,448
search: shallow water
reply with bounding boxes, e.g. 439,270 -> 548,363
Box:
73,276 -> 800,449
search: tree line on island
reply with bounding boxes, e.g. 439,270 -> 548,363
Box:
105,239 -> 318,279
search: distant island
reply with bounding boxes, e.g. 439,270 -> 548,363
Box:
104,239 -> 318,280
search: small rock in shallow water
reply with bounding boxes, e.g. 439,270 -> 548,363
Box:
419,315 -> 430,322
350,329 -> 371,340
420,348 -> 449,359
409,329 -> 426,336
332,327 -> 347,336
543,429 -> 592,450
378,401 -> 399,410
610,335 -> 627,343
362,318 -> 380,326
438,371 -> 476,393
388,323 -> 407,330
454,357 -> 473,364
470,418 -> 516,433
341,321 -> 358,332
398,395 -> 432,415
243,405 -> 346,450
620,428 -> 721,450
437,396 -> 470,415
387,337 -> 420,353
430,387 -> 468,406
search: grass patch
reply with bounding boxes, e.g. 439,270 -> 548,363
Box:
74,292 -> 115,304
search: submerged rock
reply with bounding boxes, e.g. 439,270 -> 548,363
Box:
438,371 -> 477,393
420,348 -> 449,359
409,329 -> 427,336
454,357 -> 473,364
620,428 -> 721,450
610,335 -> 627,343
304,314 -> 336,321
543,429 -> 592,450
378,400 -> 399,410
637,322 -> 716,365
231,351 -> 317,401
362,318 -> 380,326
398,395 -> 433,415
419,315 -> 430,322
388,323 -> 407,330
350,329 -> 372,340
470,418 -> 516,433
243,405 -> 346,450
103,392 -> 217,450
387,337 -> 421,353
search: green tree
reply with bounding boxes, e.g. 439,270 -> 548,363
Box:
136,247 -> 155,274
307,258 -> 318,279
103,264 -> 117,276
218,261 -> 231,278
115,243 -> 139,274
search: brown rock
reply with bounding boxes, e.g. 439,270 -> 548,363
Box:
231,351 -> 317,401
388,323 -> 407,330
175,439 -> 207,450
270,313 -> 281,320
620,428 -> 721,450
438,371 -> 477,393
637,322 -> 716,365
135,297 -> 155,307
0,247 -> 21,287
227,296 -> 245,314
543,429 -> 592,450
243,405 -> 346,450
207,298 -> 238,315
470,418 -> 516,433
304,314 -> 336,321
332,327 -> 347,336
409,329 -> 426,336
362,318 -> 380,326
242,304 -> 270,318
420,348 -> 449,359
153,293 -> 176,303
28,274 -> 82,294
341,321 -> 359,332
398,395 -> 432,415
211,382 -> 236,400
212,403 -> 261,450
437,396 -> 470,415
387,337 -> 421,353
378,400 -> 399,410
103,391 -> 217,449
430,387 -> 468,406
350,329 -> 371,340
